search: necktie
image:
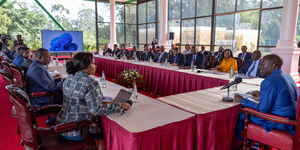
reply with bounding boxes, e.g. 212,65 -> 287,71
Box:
174,55 -> 177,63
247,61 -> 257,76
242,53 -> 246,60
193,55 -> 196,62
158,53 -> 163,62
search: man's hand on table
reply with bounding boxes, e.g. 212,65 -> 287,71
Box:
53,74 -> 62,79
121,102 -> 131,110
234,94 -> 243,102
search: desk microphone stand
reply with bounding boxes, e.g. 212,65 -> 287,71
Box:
222,87 -> 233,102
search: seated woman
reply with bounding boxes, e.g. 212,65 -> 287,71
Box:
57,52 -> 131,141
215,49 -> 238,72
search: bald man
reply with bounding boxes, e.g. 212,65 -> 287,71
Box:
235,54 -> 299,140
26,48 -> 63,107
238,50 -> 263,77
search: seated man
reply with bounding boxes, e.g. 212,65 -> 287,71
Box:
168,47 -> 184,66
235,54 -> 298,140
112,44 -> 121,58
154,46 -> 168,63
21,50 -> 36,74
26,48 -> 63,107
120,44 -> 129,59
184,48 -> 205,69
214,46 -> 224,63
238,50 -> 263,78
13,47 -> 30,67
141,47 -> 154,61
238,45 -> 251,62
102,44 -> 112,56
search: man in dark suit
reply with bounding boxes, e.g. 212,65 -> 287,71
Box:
154,46 -> 168,63
200,45 -> 210,56
238,50 -> 263,78
120,44 -> 129,59
238,45 -> 251,62
214,46 -> 224,63
26,48 -> 63,107
112,44 -> 121,58
168,47 -> 184,66
185,48 -> 205,69
141,47 -> 154,61
102,44 -> 112,56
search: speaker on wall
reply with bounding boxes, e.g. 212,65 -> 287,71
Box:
169,32 -> 174,40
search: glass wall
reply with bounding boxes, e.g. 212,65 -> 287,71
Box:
137,0 -> 158,49
168,0 -> 285,54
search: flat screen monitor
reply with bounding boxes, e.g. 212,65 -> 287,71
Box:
41,30 -> 84,53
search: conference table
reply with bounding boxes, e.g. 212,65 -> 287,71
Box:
158,83 -> 260,150
49,57 -> 262,150
94,56 -> 229,97
92,77 -> 195,150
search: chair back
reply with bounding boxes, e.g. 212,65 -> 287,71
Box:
9,64 -> 26,86
2,61 -> 12,74
0,70 -> 15,86
234,57 -> 244,70
205,55 -> 217,69
6,84 -> 39,149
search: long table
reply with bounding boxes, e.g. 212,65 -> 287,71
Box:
94,56 -> 229,97
158,83 -> 260,150
95,78 -> 195,150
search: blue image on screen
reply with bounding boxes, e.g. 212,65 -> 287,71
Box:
41,30 -> 84,52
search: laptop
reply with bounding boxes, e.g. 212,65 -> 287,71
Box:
114,89 -> 132,102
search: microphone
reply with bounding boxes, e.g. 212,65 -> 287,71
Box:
220,77 -> 242,90
121,100 -> 133,115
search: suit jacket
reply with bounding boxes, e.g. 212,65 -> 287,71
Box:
185,53 -> 205,69
120,49 -> 129,58
154,52 -> 168,63
238,52 -> 251,62
112,49 -> 121,58
141,52 -> 154,61
168,53 -> 184,66
102,48 -> 112,56
26,60 -> 63,106
238,60 -> 263,78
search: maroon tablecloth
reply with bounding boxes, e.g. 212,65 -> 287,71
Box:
95,57 -> 229,96
101,116 -> 195,150
196,105 -> 241,150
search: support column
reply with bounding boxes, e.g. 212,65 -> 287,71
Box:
110,0 -> 117,46
272,0 -> 300,81
158,0 -> 169,47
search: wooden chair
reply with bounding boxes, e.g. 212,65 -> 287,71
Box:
241,104 -> 300,150
6,84 -> 96,150
9,64 -> 26,87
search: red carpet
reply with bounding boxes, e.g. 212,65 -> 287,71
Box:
0,76 -> 22,150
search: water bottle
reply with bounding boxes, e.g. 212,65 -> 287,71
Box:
164,59 -> 168,67
229,66 -> 233,78
55,57 -> 59,66
131,81 -> 138,102
101,71 -> 106,88
191,61 -> 195,72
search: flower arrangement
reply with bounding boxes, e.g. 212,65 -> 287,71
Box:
117,69 -> 144,89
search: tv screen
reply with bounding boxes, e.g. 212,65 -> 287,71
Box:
41,30 -> 84,53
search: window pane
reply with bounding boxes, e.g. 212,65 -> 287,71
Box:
117,24 -> 125,43
169,0 -> 181,20
216,0 -> 235,14
168,20 -> 181,44
99,23 -> 110,44
234,11 -> 259,52
182,0 -> 196,18
215,15 -> 235,46
259,9 -> 282,46
237,0 -> 260,11
126,25 -> 137,44
116,4 -> 125,23
181,19 -> 195,44
138,3 -> 146,24
125,4 -> 136,24
147,23 -> 156,43
98,2 -> 110,22
139,24 -> 147,44
262,0 -> 283,8
197,0 -> 212,16
147,1 -> 156,22
258,47 -> 273,55
196,17 -> 211,45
